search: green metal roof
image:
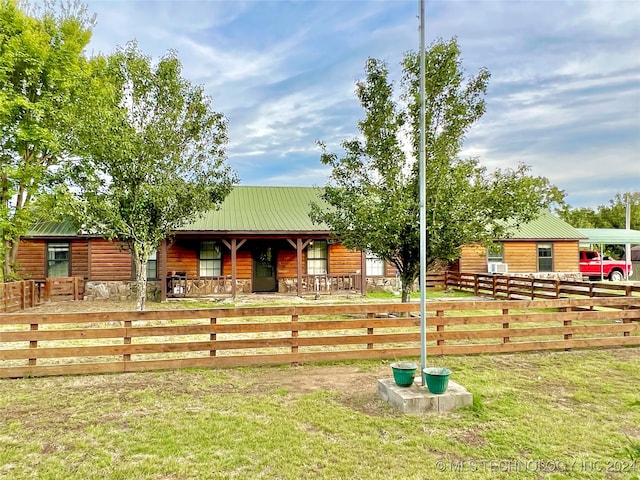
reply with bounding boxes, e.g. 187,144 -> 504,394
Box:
26,220 -> 78,237
577,228 -> 640,245
179,186 -> 329,232
503,211 -> 587,240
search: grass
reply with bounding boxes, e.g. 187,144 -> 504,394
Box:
1,348 -> 639,479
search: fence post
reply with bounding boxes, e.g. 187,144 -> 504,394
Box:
20,281 -> 25,310
291,314 -> 299,366
30,280 -> 36,308
436,310 -> 445,347
474,275 -> 479,296
29,323 -> 39,366
530,277 -> 535,300
502,309 -> 510,344
123,320 -> 132,363
210,318 -> 217,356
367,312 -> 375,349
555,279 -> 560,298
563,307 -> 572,351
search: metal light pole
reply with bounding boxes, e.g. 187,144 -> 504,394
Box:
419,0 -> 427,383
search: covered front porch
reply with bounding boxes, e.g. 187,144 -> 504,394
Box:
158,235 -> 367,300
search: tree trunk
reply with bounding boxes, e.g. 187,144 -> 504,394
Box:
400,271 -> 415,303
2,247 -> 8,283
133,250 -> 148,312
3,238 -> 19,282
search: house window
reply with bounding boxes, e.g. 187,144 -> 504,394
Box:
488,243 -> 504,262
199,241 -> 222,277
47,242 -> 70,277
538,243 -> 553,272
146,250 -> 157,280
366,252 -> 385,276
307,240 -> 327,275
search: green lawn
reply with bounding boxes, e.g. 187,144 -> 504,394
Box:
1,348 -> 638,479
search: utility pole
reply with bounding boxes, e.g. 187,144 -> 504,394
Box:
419,0 -> 427,383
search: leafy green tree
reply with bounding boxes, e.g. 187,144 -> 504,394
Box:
555,205 -> 599,229
312,38 -> 563,302
70,42 -> 237,310
558,193 -> 639,231
595,193 -> 640,230
0,0 -> 94,281
558,192 -> 640,258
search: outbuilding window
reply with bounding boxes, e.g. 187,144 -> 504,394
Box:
488,243 -> 504,262
537,243 -> 553,272
47,242 -> 70,277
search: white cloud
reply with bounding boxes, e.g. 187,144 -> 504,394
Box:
79,0 -> 640,208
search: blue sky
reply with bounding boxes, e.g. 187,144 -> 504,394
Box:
82,0 -> 640,209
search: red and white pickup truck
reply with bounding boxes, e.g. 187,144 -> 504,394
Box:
579,250 -> 633,281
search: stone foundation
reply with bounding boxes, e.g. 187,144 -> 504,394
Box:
366,276 -> 401,293
84,281 -> 161,302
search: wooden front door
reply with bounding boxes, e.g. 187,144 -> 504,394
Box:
252,245 -> 277,292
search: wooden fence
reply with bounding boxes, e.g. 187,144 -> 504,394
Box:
0,280 -> 42,312
1,297 -> 638,378
446,272 -> 640,299
0,278 -> 82,313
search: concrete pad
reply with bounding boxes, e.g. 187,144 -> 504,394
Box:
378,377 -> 473,414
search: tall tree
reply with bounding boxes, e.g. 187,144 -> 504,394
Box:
557,192 -> 639,257
312,38 -> 563,302
70,42 -> 237,311
0,0 -> 94,281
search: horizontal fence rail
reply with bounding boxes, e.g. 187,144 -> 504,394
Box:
446,272 -> 640,299
1,298 -> 638,378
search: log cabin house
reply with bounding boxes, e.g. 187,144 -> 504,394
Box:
16,188 -> 585,300
16,187 -> 396,300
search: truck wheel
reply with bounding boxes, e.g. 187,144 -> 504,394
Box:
609,270 -> 624,282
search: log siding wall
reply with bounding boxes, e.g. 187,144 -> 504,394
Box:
459,241 -> 581,273
16,240 -> 46,279
89,239 -> 132,281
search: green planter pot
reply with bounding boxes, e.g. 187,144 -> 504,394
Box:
423,367 -> 452,394
391,361 -> 418,387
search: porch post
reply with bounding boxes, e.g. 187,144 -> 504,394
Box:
360,250 -> 366,296
231,238 -> 237,298
222,239 -> 246,298
160,239 -> 167,301
296,238 -> 303,297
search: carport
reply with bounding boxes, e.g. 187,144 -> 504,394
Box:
577,228 -> 640,280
